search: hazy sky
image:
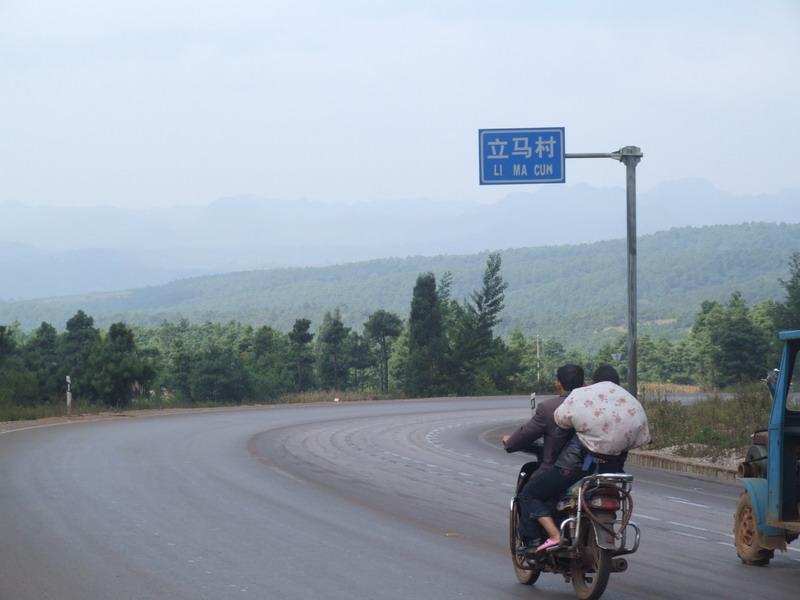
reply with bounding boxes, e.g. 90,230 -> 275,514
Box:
1,1 -> 798,207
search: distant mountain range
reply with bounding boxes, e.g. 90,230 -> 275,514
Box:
0,178 -> 797,301
2,222 -> 798,352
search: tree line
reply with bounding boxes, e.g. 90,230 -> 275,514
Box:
0,252 -> 798,411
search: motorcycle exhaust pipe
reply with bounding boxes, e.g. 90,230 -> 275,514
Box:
611,558 -> 628,573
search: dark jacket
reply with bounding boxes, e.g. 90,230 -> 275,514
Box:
504,394 -> 572,469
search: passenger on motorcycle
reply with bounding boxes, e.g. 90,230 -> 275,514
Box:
502,364 -> 585,548
527,366 -> 650,553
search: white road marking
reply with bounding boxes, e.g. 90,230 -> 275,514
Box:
458,472 -> 473,477
717,542 -> 735,548
669,521 -> 710,532
667,496 -> 710,509
787,546 -> 800,553
672,530 -> 707,540
634,514 -> 661,521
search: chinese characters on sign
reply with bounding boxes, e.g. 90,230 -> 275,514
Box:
479,128 -> 565,184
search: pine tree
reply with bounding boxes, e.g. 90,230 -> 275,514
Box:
364,310 -> 402,394
288,318 -> 315,391
406,273 -> 447,396
316,310 -> 350,390
775,252 -> 800,330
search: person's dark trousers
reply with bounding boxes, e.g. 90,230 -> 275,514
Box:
517,466 -> 584,543
517,469 -> 548,543
520,467 -> 587,525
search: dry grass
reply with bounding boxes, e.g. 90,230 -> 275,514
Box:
639,382 -> 701,395
641,383 -> 771,455
0,403 -> 68,421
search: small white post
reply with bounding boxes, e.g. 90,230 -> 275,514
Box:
66,375 -> 72,416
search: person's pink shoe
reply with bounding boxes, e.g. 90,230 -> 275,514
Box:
535,537 -> 561,553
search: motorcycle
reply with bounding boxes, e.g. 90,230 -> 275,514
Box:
509,449 -> 641,600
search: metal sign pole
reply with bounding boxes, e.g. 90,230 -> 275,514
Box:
620,147 -> 642,397
566,146 -> 643,396
478,133 -> 643,396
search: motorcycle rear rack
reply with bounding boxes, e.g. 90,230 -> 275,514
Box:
560,473 -> 639,554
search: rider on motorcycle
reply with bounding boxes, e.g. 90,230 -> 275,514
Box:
503,364 -> 585,548
527,366 -> 650,553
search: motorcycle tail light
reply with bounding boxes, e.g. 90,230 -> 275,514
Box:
589,495 -> 620,510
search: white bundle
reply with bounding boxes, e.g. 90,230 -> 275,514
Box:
554,381 -> 650,456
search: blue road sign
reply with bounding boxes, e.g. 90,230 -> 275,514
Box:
479,127 -> 565,185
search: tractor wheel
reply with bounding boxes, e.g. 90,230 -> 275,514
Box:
734,492 -> 773,566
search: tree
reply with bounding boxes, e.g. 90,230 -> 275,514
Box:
59,310 -> 100,402
388,325 -> 410,394
316,310 -> 350,390
0,324 -> 38,405
717,292 -> 770,385
469,252 -> 508,349
248,325 -> 292,400
691,300 -> 726,387
24,322 -> 60,402
0,325 -> 16,366
405,273 -> 448,396
167,339 -> 194,401
448,253 -> 508,394
691,293 -> 769,387
507,330 -> 535,392
87,322 -> 156,408
364,310 -> 403,394
775,252 -> 800,330
287,318 -> 315,391
345,331 -> 373,390
191,343 -> 250,404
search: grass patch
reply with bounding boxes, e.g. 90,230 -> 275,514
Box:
0,402 -> 69,421
639,383 -> 701,396
641,382 -> 771,453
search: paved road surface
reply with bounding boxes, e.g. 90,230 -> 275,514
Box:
1,398 -> 797,599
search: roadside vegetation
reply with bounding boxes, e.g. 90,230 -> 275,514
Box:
641,383 -> 772,459
0,252 -> 797,428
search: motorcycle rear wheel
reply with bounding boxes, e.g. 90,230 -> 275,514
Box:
571,527 -> 611,600
509,498 -> 541,585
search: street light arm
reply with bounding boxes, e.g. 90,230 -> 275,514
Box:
565,146 -> 643,162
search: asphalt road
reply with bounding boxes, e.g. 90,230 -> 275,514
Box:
1,397 -> 797,600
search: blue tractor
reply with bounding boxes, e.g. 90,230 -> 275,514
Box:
735,330 -> 800,565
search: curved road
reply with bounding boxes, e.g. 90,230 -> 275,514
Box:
1,398 -> 797,599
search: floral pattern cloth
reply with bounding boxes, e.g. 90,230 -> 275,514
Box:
554,381 -> 651,455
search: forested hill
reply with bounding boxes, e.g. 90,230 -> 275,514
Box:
1,222 -> 798,351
